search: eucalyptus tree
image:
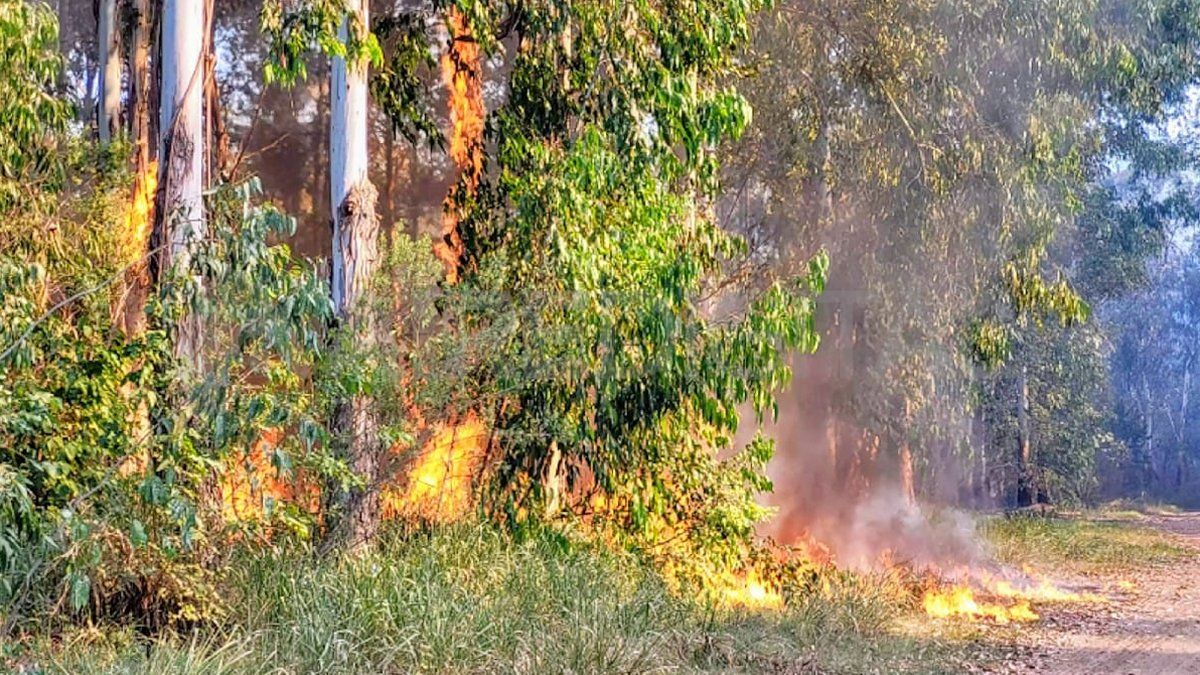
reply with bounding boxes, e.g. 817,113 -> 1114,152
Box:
129,0 -> 154,171
409,0 -> 825,567
154,0 -> 207,364
157,0 -> 206,259
96,0 -> 120,140
1110,245 -> 1200,498
328,0 -> 383,548
263,0 -> 389,547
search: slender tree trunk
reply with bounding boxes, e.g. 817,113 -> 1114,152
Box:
205,47 -> 231,183
1015,364 -> 1034,507
129,0 -> 154,168
155,0 -> 206,360
115,0 -> 155,337
330,0 -> 382,551
978,427 -> 990,503
1176,363 -> 1191,491
813,63 -> 834,231
1143,373 -> 1156,493
899,443 -> 916,504
97,0 -> 122,141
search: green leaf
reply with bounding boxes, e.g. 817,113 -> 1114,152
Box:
68,571 -> 90,612
130,519 -> 148,547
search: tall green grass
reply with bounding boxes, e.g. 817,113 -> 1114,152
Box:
7,523 -> 969,674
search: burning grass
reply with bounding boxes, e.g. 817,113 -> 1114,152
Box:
921,585 -> 1038,625
914,561 -> 1114,627
8,523 -> 985,674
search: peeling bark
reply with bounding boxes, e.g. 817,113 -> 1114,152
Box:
205,50 -> 232,183
329,0 -> 383,551
129,0 -> 154,168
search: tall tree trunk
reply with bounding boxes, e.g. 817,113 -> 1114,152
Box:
115,0 -> 156,337
899,443 -> 916,504
1015,364 -> 1034,507
330,0 -> 382,551
1142,372 -> 1156,494
155,0 -> 206,359
813,53 -> 834,231
97,0 -> 122,141
204,46 -> 231,183
1176,363 -> 1191,491
129,0 -> 154,168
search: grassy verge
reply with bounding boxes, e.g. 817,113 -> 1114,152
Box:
5,523 -> 976,675
981,514 -> 1191,574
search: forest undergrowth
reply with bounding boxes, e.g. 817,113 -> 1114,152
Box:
15,513 -> 1176,674
6,522 -> 992,675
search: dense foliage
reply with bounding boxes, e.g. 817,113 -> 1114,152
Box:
264,0 -> 828,570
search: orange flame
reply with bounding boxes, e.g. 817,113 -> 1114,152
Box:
382,413 -> 489,522
123,160 -> 158,261
720,570 -> 783,610
219,428 -> 320,523
981,569 -> 1106,604
212,415 -> 490,527
922,564 -> 1108,624
922,585 -> 1038,624
435,7 -> 485,284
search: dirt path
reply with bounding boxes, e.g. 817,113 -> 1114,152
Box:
1019,513 -> 1200,674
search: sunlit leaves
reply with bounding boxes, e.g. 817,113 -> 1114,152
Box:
0,0 -> 71,211
262,0 -> 383,86
344,0 -> 823,564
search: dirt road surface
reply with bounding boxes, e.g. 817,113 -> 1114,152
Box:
1019,513 -> 1200,674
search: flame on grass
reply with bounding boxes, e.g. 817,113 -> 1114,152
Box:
921,564 -> 1108,624
669,560 -> 784,611
720,570 -> 783,610
980,567 -> 1107,604
922,585 -> 1038,624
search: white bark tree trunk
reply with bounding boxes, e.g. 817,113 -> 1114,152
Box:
158,0 -> 206,256
157,0 -> 206,362
97,0 -> 122,141
331,0 -> 375,311
330,0 -> 382,550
